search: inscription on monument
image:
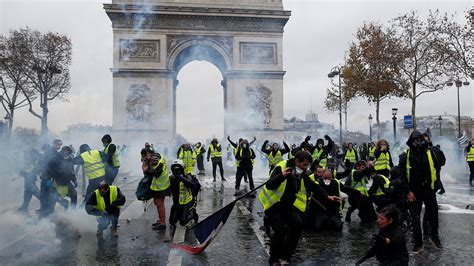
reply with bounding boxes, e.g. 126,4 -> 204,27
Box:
240,42 -> 277,64
246,85 -> 273,126
120,39 -> 160,62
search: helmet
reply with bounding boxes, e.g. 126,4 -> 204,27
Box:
171,159 -> 184,175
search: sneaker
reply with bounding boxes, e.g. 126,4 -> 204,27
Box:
412,245 -> 423,254
152,221 -> 159,227
430,237 -> 443,249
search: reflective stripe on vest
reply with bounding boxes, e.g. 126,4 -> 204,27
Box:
350,169 -> 368,196
210,144 -> 222,158
95,186 -> 119,212
150,158 -> 170,192
179,182 -> 193,205
374,152 -> 391,171
258,160 -> 307,212
467,147 -> 474,162
345,149 -> 356,163
104,143 -> 120,168
406,149 -> 437,190
80,150 -> 105,180
369,147 -> 376,158
268,150 -> 283,167
374,175 -> 391,196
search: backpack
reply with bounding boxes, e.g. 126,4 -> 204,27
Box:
136,175 -> 153,201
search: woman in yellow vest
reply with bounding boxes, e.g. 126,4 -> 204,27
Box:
259,151 -> 340,264
466,139 -> 474,187
85,182 -> 126,238
373,139 -> 394,177
142,150 -> 171,230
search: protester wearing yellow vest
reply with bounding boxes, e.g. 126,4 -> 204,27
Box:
194,142 -> 206,175
85,182 -> 126,238
399,131 -> 442,252
101,134 -> 120,185
367,170 -> 391,211
142,150 -> 171,230
368,142 -> 376,161
234,139 -> 256,195
373,139 -> 394,178
261,140 -> 290,173
301,135 -> 334,168
207,138 -> 226,182
228,136 -> 257,183
259,151 -> 340,264
343,143 -> 359,168
466,139 -> 474,187
344,161 -> 377,223
178,144 -> 197,175
307,169 -> 360,232
73,144 -> 106,205
169,160 -> 199,227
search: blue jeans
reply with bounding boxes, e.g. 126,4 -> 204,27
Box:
105,166 -> 119,185
98,214 -> 119,231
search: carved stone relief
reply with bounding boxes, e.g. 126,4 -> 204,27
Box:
120,39 -> 160,62
246,85 -> 273,126
126,84 -> 153,125
167,35 -> 233,58
240,42 -> 277,64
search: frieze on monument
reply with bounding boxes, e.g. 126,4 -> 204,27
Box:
120,39 -> 160,62
240,42 -> 277,64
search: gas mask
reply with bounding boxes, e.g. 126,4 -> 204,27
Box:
323,180 -> 331,186
242,143 -> 248,148
318,144 -> 323,148
295,167 -> 305,175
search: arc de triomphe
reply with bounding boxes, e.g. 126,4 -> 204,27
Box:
104,0 -> 290,141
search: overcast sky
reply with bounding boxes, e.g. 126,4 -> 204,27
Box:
1,0 -> 472,141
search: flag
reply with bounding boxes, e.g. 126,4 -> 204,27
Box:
459,131 -> 469,146
171,201 -> 236,255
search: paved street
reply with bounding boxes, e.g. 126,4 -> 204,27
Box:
1,170 -> 474,265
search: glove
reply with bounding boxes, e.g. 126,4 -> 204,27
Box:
47,179 -> 54,188
304,136 -> 311,142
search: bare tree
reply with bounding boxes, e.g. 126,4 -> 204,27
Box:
0,32 -> 37,140
393,10 -> 460,129
343,23 -> 408,138
16,28 -> 72,142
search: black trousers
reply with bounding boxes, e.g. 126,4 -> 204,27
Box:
197,155 -> 205,171
211,159 -> 224,179
347,196 -> 377,222
469,162 -> 474,186
314,212 -> 343,231
235,166 -> 254,190
267,207 -> 303,262
409,187 -> 439,246
169,200 -> 196,226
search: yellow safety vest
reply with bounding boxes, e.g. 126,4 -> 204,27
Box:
374,175 -> 390,196
374,152 -> 391,171
259,161 -> 307,212
179,150 -> 196,175
467,147 -> 474,162
80,150 -> 105,180
369,147 -> 376,158
179,182 -> 193,205
95,186 -> 119,212
345,149 -> 357,163
150,157 -> 170,192
210,144 -> 222,158
53,182 -> 69,198
350,169 -> 368,196
268,150 -> 283,167
236,148 -> 254,167
195,146 -> 203,155
406,149 -> 437,190
104,143 -> 120,168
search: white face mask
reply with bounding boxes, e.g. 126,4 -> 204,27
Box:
295,167 -> 304,174
323,180 -> 331,186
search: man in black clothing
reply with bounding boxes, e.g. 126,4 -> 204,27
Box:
194,142 -> 206,175
234,139 -> 256,195
357,205 -> 408,265
359,143 -> 368,161
399,131 -> 442,252
169,160 -> 199,227
308,168 -> 360,231
301,135 -> 334,167
367,168 -> 392,211
85,182 -> 126,238
102,134 -> 120,185
259,151 -> 340,264
228,136 -> 257,183
49,146 -> 78,211
37,139 -> 62,217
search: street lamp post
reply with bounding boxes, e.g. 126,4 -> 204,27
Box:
446,80 -> 470,138
369,114 -> 373,141
438,115 -> 442,136
392,108 -> 398,143
328,66 -> 344,145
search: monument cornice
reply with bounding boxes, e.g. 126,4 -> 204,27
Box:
226,70 -> 286,79
111,68 -> 175,78
104,5 -> 289,33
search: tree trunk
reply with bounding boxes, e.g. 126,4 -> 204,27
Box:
376,99 -> 380,140
411,83 -> 417,130
40,92 -> 48,143
7,108 -> 14,141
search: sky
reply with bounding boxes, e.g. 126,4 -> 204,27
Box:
0,0 -> 473,141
